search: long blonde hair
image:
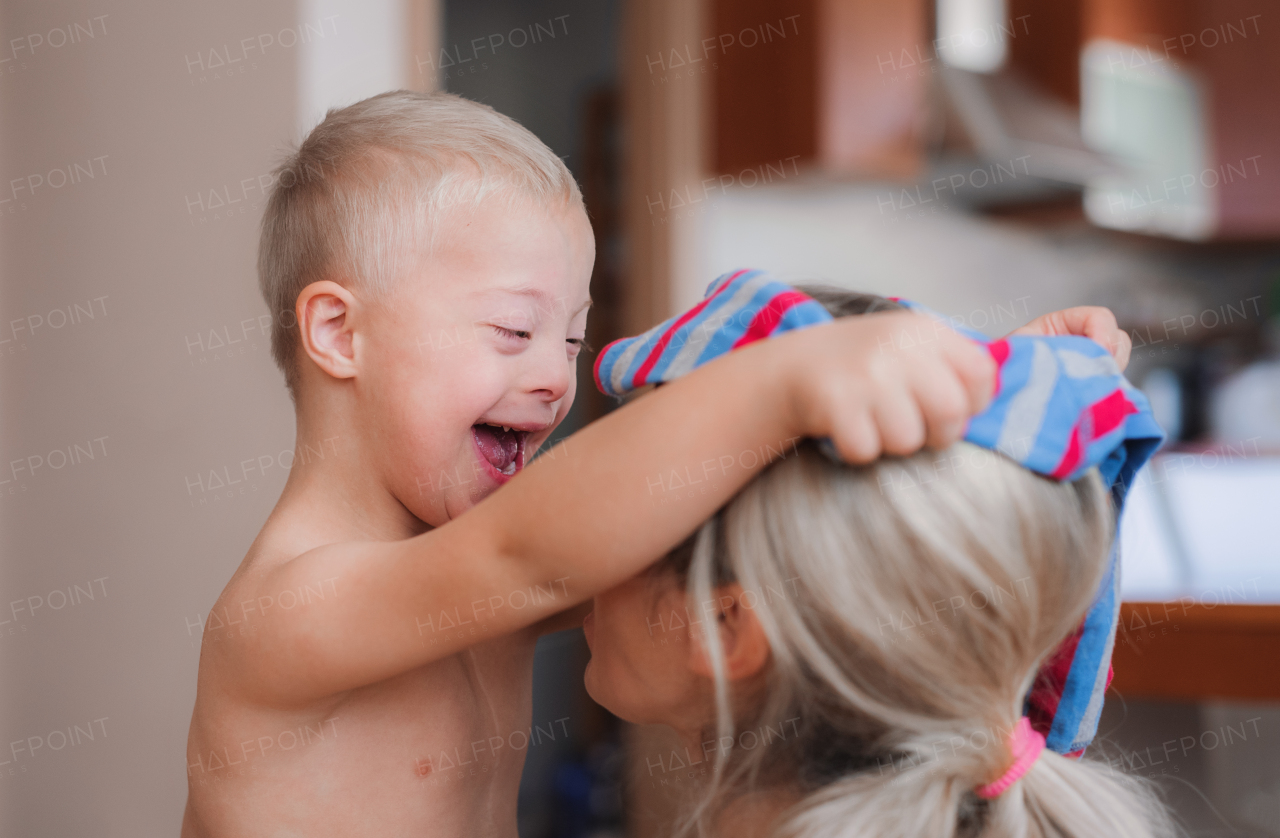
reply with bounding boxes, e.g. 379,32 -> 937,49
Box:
671,433 -> 1174,836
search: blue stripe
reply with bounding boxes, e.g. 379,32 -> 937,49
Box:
615,328 -> 667,392
648,272 -> 770,381
692,280 -> 827,368
964,339 -> 1033,449
1047,542 -> 1118,753
595,342 -> 628,396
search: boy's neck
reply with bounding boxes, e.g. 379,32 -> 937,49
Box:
272,394 -> 431,547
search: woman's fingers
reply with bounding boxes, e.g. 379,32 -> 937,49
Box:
1108,326 -> 1132,371
1012,306 -> 1131,371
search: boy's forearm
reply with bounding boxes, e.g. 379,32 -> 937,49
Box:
474,333 -> 802,600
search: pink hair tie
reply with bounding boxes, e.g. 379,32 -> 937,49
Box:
975,717 -> 1045,800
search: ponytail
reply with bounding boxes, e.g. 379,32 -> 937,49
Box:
780,726 -> 1174,838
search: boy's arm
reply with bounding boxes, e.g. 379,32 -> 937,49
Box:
530,602 -> 594,637
227,311 -> 994,706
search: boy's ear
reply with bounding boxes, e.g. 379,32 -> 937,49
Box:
297,280 -> 358,380
688,584 -> 770,681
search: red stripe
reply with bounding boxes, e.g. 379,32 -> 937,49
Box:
1026,624 -> 1083,738
1050,390 -> 1137,479
987,339 -> 1011,399
1087,389 -> 1138,439
1051,427 -> 1085,480
988,339 -> 1011,367
592,337 -> 626,392
731,290 -> 809,349
630,269 -> 749,388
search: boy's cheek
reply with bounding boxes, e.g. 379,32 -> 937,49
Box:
552,376 -> 579,425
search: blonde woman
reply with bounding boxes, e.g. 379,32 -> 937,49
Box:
583,276 -> 1173,837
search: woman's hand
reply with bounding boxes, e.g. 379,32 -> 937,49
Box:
1011,306 -> 1131,371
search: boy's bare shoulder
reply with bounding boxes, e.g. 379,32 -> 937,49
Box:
196,510 -> 355,684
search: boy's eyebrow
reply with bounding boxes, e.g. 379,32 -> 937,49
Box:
478,286 -> 593,315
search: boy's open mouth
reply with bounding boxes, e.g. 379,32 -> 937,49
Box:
471,423 -> 529,477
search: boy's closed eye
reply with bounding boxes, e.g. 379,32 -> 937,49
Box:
491,324 -> 591,356
490,324 -> 587,346
492,325 -> 532,340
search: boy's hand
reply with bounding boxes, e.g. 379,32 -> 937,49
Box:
776,311 -> 996,464
1011,306 -> 1131,371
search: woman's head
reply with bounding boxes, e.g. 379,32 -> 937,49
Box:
583,287 -> 1174,837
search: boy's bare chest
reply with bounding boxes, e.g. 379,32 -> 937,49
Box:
334,634 -> 540,781
187,636 -> 542,836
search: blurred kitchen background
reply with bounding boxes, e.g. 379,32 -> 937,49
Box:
1,0 -> 1278,835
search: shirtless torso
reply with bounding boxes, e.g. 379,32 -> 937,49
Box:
180,487 -> 577,838
183,633 -> 539,837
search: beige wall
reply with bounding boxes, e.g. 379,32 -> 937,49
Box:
0,1 -> 428,833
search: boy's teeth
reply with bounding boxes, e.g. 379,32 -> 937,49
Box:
473,423 -> 521,475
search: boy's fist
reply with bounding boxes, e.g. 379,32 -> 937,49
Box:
777,312 -> 996,464
1011,306 -> 1131,371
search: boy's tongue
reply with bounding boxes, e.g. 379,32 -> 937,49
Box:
473,424 -> 519,473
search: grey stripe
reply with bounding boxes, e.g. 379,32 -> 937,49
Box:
662,273 -> 774,381
608,327 -> 654,393
1056,347 -> 1117,379
997,341 -> 1058,458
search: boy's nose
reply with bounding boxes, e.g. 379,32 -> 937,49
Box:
522,340 -> 572,403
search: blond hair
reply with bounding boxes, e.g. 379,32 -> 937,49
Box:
257,90 -> 583,395
669,285 -> 1177,836
670,442 -> 1176,838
